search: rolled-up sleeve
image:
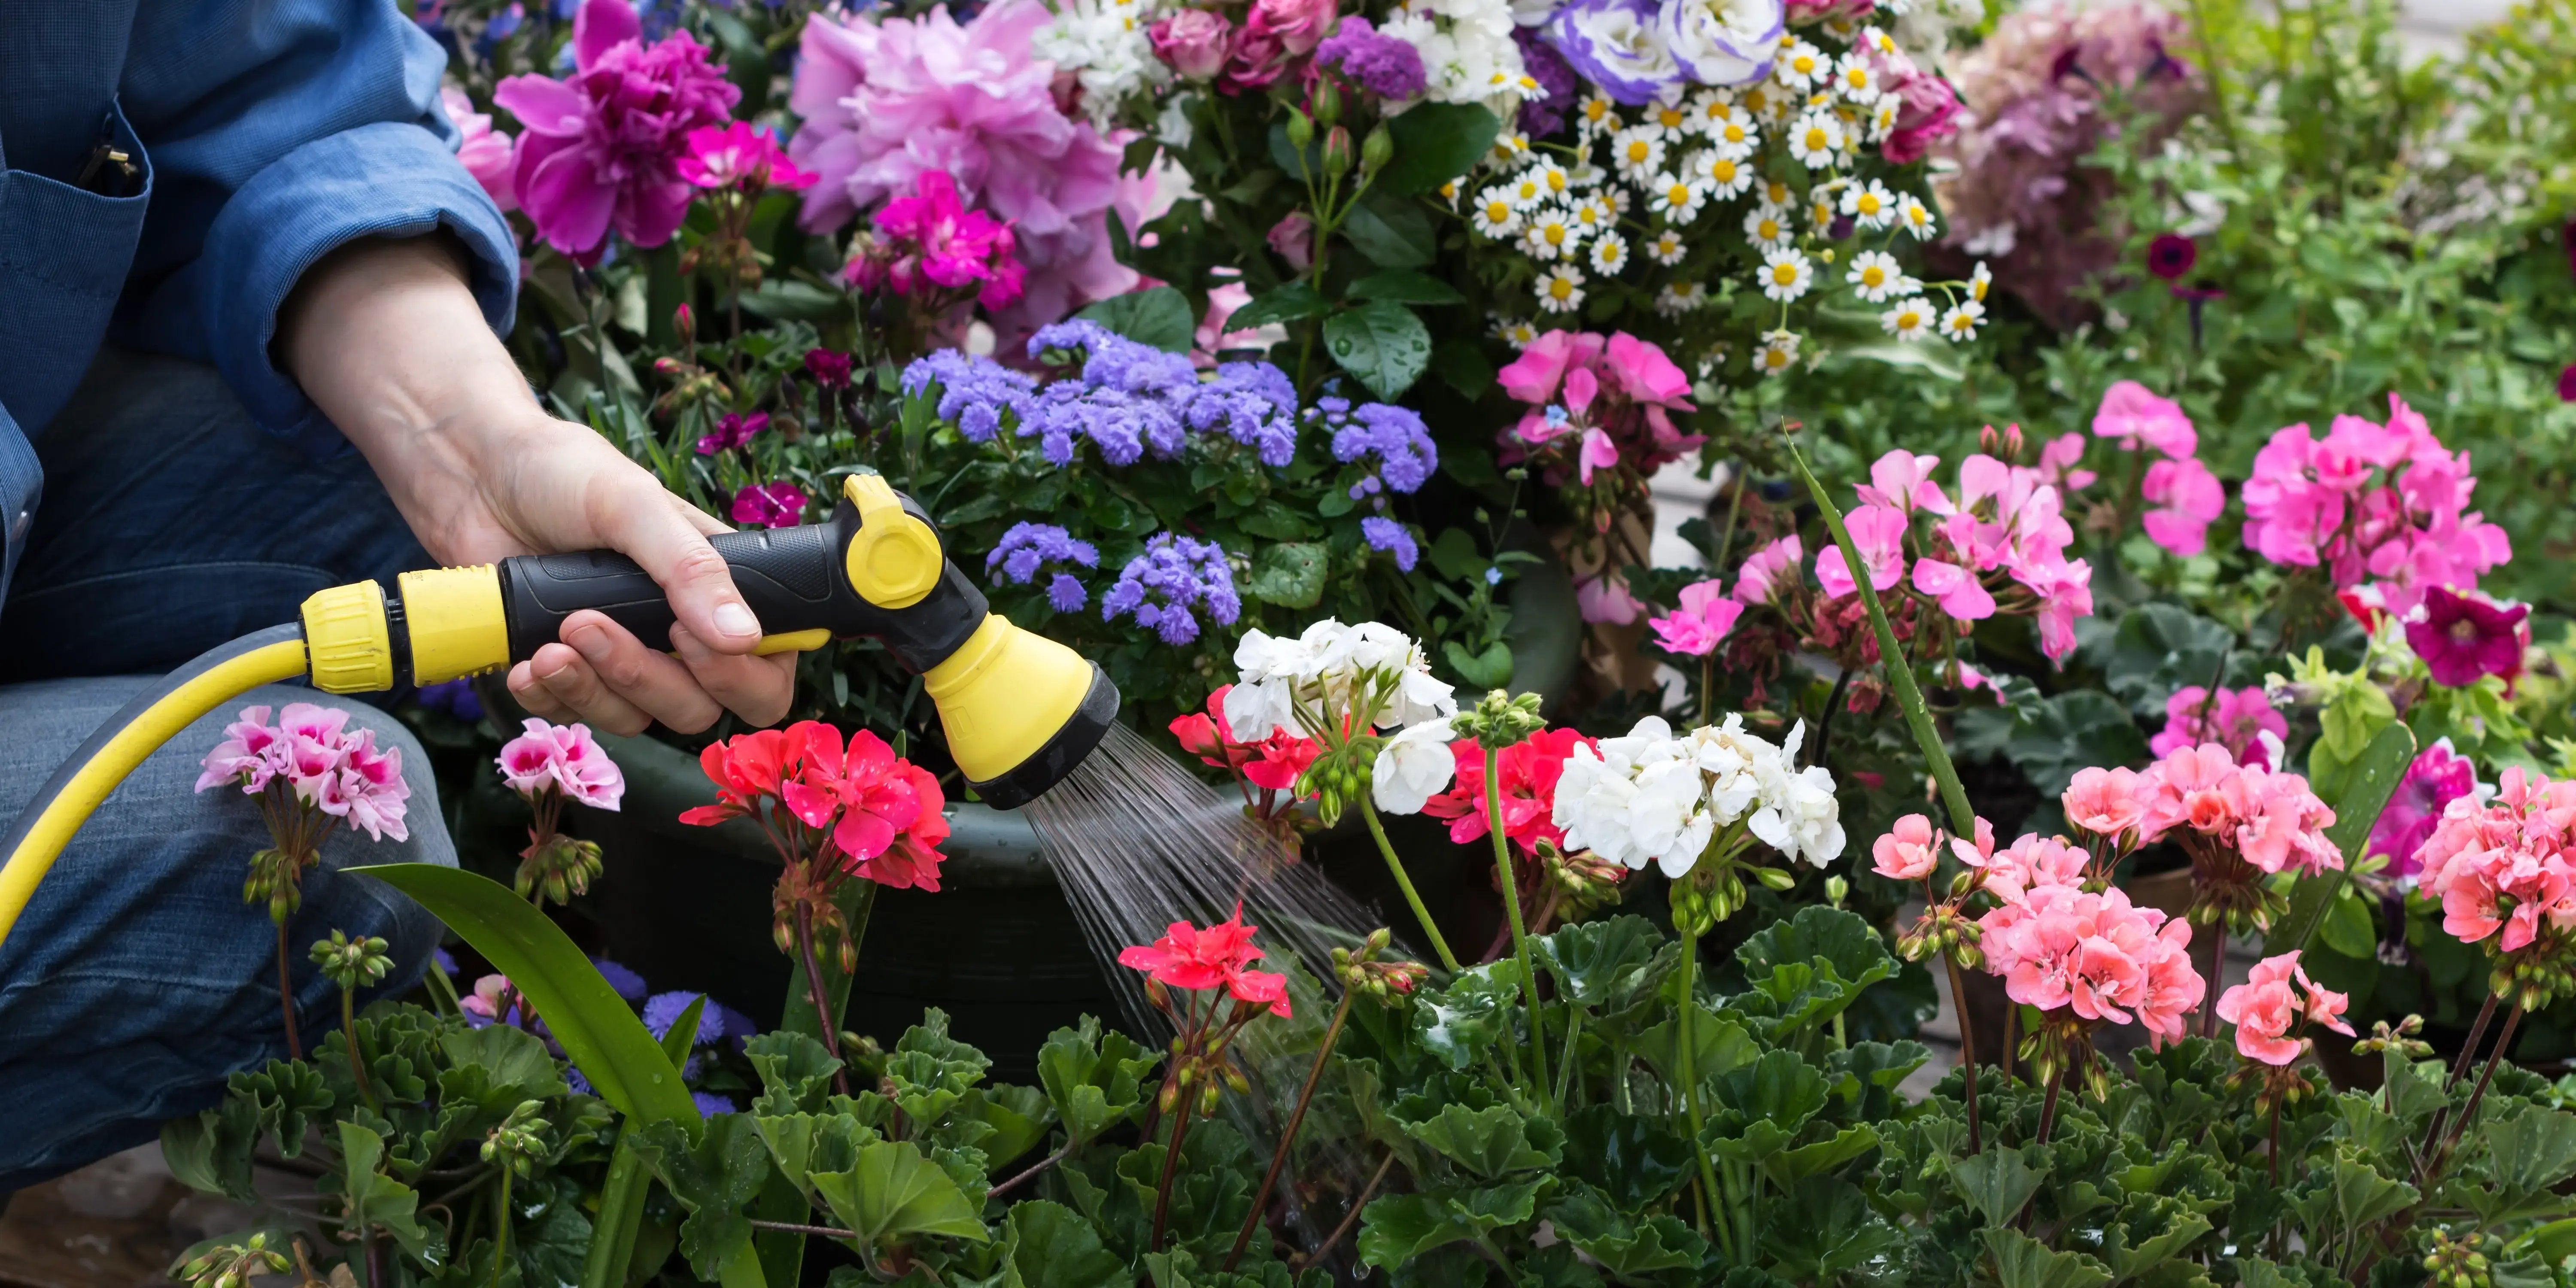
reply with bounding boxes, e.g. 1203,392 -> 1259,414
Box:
112,0 -> 519,458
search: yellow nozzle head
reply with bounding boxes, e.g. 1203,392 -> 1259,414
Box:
924,614 -> 1118,808
301,580 -> 394,693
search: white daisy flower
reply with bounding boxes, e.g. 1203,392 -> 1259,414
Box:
1648,173 -> 1707,224
1860,24 -> 1898,56
1758,247 -> 1814,302
1571,197 -> 1613,237
1533,161 -> 1574,200
1645,229 -> 1687,265
1969,260 -> 1993,304
1506,169 -> 1548,208
1743,204 -> 1793,248
1841,179 -> 1898,230
1686,150 -> 1753,200
1687,89 -> 1738,136
1471,187 -> 1526,239
1880,296 -> 1934,340
1577,93 -> 1622,137
1754,329 -> 1801,376
1846,249 -> 1904,302
1761,178 -> 1795,207
1609,125 -> 1667,182
1491,315 -> 1540,347
1537,264 -> 1587,314
1740,82 -> 1786,122
1777,39 -> 1828,89
1707,115 -> 1759,159
1655,281 -> 1709,316
1589,231 -> 1631,275
1522,207 -> 1583,260
1808,195 -> 1839,233
1489,132 -> 1531,167
1870,101 -> 1899,142
1831,55 -> 1880,103
1787,112 -> 1845,168
1900,195 -> 1939,240
1941,300 -> 1986,341
1645,99 -> 1693,141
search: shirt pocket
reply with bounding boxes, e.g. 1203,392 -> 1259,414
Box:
0,97 -> 154,436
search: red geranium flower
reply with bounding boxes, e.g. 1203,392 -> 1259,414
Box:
1423,727 -> 1594,856
679,725 -> 809,825
785,724 -> 924,861
1170,684 -> 1319,793
1117,905 -> 1291,1016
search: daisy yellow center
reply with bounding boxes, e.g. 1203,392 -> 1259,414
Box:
1544,224 -> 1566,245
1861,265 -> 1886,286
1947,314 -> 1970,331
1900,309 -> 1922,327
1765,349 -> 1790,368
1908,206 -> 1929,225
1517,182 -> 1539,200
1771,263 -> 1799,286
1857,193 -> 1882,214
1974,281 -> 1990,301
1847,69 -> 1868,89
1547,172 -> 1567,192
1724,124 -> 1747,144
1710,159 -> 1738,181
1549,278 -> 1575,300
1586,102 -> 1609,122
1804,128 -> 1828,150
1792,55 -> 1815,74
1758,219 -> 1780,239
1658,108 -> 1685,129
1626,141 -> 1650,163
1485,202 -> 1511,222
1668,185 -> 1692,205
1767,182 -> 1789,203
1747,90 -> 1770,111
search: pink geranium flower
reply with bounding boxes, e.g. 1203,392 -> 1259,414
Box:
1732,534 -> 1802,607
2404,586 -> 2530,688
492,0 -> 740,263
1815,504 -> 1909,598
2063,766 -> 2145,841
1856,450 -> 1955,516
498,718 -> 626,811
1872,813 -> 1941,881
678,120 -> 818,192
1647,579 -> 1745,657
2150,686 -> 2287,769
2140,457 -> 2226,557
2241,395 -> 2511,614
2092,380 -> 2198,459
2215,951 -> 2351,1065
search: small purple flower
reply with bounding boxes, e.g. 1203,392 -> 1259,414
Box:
696,411 -> 769,456
2405,586 -> 2529,688
432,946 -> 459,976
2559,363 -> 2576,404
642,991 -> 727,1047
1102,533 -> 1241,646
1316,18 -> 1429,100
567,1065 -> 595,1095
902,350 -> 1039,443
692,1091 -> 739,1116
416,678 -> 484,723
2146,233 -> 2197,281
731,481 -> 808,529
987,522 -> 1100,610
1315,398 -> 1438,495
1047,573 -> 1088,613
805,347 -> 854,389
1184,362 -> 1300,467
2372,739 -> 2482,879
592,957 -> 648,1002
1361,516 -> 1419,571
1548,0 -> 1683,105
1515,28 -> 1578,136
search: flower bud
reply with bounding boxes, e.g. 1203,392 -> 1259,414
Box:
1363,927 -> 1391,958
1200,1081 -> 1223,1115
1285,108 -> 1315,152
1224,1064 -> 1250,1094
674,302 -> 695,344
1313,80 -> 1343,129
1322,126 -> 1354,179
1361,123 -> 1392,174
1159,1079 -> 1181,1114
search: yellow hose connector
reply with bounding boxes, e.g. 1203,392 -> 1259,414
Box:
400,565 -> 510,685
301,580 -> 394,694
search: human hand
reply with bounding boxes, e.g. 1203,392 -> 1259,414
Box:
280,237 -> 795,734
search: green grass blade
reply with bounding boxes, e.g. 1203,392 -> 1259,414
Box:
2263,723 -> 2417,957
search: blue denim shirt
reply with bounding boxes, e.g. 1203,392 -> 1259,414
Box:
0,0 -> 520,612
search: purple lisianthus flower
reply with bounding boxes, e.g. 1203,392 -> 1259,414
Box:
695,411 -> 769,455
1655,0 -> 1779,88
1515,28 -> 1579,135
987,522 -> 1100,610
1361,516 -> 1420,571
1315,398 -> 1438,495
1102,533 -> 1241,646
1549,0 -> 1683,104
2372,738 -> 2484,880
592,957 -> 649,1002
902,349 -> 1039,443
2405,586 -> 2529,688
642,990 -> 727,1046
1315,18 -> 1429,100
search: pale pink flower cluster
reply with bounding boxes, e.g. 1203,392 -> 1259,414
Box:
196,704 -> 411,842
2415,767 -> 2576,954
498,718 -> 627,811
2241,394 -> 2512,616
1981,877 -> 2202,1048
2148,685 -> 2287,770
2215,951 -> 2351,1065
2100,743 -> 2340,877
1731,535 -> 1804,609
1819,449 -> 2096,662
2093,382 -> 2226,558
1647,578 -> 1745,658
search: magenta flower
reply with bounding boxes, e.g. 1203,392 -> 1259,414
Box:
732,481 -> 809,529
2091,380 -> 2197,459
1815,504 -> 1910,598
492,0 -> 740,264
695,411 -> 768,456
196,703 -> 410,843
1647,579 -> 1744,656
2406,586 -> 2530,688
2558,363 -> 2576,404
677,121 -> 817,193
2140,456 -> 2226,556
2371,738 -> 2481,878
441,86 -> 518,212
852,169 -> 1027,310
2146,233 -> 2196,280
2150,685 -> 2286,769
1732,534 -> 1802,607
1149,9 -> 1235,82
805,349 -> 854,389
1911,558 -> 1996,622
498,718 -> 627,810
2241,395 -> 2511,613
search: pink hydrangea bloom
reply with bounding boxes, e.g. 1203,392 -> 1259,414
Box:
678,120 -> 817,192
1648,578 -> 1746,657
2150,686 -> 2287,769
2140,457 -> 2225,557
441,85 -> 517,212
2240,395 -> 2511,614
1872,813 -> 1940,881
498,718 -> 627,810
788,1 -> 1151,342
2215,951 -> 2350,1065
1732,534 -> 1803,606
2370,738 -> 2482,880
492,0 -> 740,263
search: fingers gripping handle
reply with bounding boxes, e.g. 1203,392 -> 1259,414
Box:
498,526 -> 842,661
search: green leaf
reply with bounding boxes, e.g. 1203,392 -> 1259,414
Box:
1634,1003 -> 1760,1092
1322,302 -> 1433,401
745,1031 -> 845,1115
1951,1145 -> 2044,1226
2099,1195 -> 2211,1280
1559,1105 -> 1691,1213
2265,723 -> 2416,957
1400,1103 -> 1566,1179
2316,885 -> 2378,958
2484,1109 -> 2576,1207
2288,1158 -> 2417,1236
811,1140 -> 991,1248
1075,287 -> 1197,354
1728,907 -> 1899,1044
1246,542 -> 1329,609
1765,1123 -> 1879,1185
1340,195 -> 1436,270
1355,1179 -> 1549,1268
884,1009 -> 991,1132
736,281 -> 845,323
658,995 -> 708,1073
231,1060 -> 336,1159
438,1025 -> 568,1111
336,1121 -> 435,1261
1984,1228 -> 2112,1288
1376,103 -> 1502,196
1829,338 -> 1966,380
1224,282 -> 1327,332
1430,335 -> 1496,399
1002,1200 -> 1128,1288
161,1094 -> 262,1202
634,1115 -> 772,1282
1537,916 -> 1678,1012
2102,605 -> 2238,719
1543,1189 -> 1704,1277
2000,692 -> 2150,795
354,864 -> 698,1125
1037,1018 -> 1156,1149
1346,271 -> 1467,307
1707,1050 -> 1830,1145
1411,960 -> 1528,1071
1443,639 -> 1514,690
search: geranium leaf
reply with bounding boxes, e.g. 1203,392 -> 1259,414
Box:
1952,1145 -> 2044,1226
1559,1105 -> 1691,1212
1224,282 -> 1327,332
1002,1200 -> 1126,1288
1075,286 -> 1196,354
1984,1228 -> 2111,1288
811,1139 -> 991,1247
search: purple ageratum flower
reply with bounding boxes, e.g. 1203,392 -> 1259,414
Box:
417,678 -> 485,723
1515,28 -> 1579,136
1184,362 -> 1300,467
1549,0 -> 1684,105
1101,533 -> 1241,646
1023,321 -> 1200,465
902,349 -> 1039,444
696,410 -> 769,455
1361,516 -> 1420,571
1654,0 -> 1779,89
1313,398 -> 1438,495
1315,18 -> 1429,100
987,522 -> 1100,610
693,1091 -> 739,1116
2372,738 -> 2483,880
642,990 -> 728,1046
592,957 -> 649,1001
2405,586 -> 2530,688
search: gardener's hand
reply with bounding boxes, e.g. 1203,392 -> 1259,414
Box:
279,234 -> 796,735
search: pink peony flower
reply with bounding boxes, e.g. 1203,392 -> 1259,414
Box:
498,718 -> 627,810
677,120 -> 818,192
788,1 -> 1151,343
1872,813 -> 1940,881
1815,504 -> 1909,598
731,481 -> 809,529
1150,9 -> 1236,81
1732,534 -> 1802,606
441,85 -> 518,212
2092,380 -> 2197,460
2063,766 -> 2145,841
2405,586 -> 2530,689
2150,686 -> 2287,769
2370,738 -> 2482,879
1648,578 -> 1746,657
2140,457 -> 2226,557
492,0 -> 740,263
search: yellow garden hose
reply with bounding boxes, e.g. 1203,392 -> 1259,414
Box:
0,625 -> 312,947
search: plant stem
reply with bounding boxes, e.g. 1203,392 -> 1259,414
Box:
1786,440 -> 1974,836
1227,989 -> 1356,1272
344,990 -> 381,1115
793,900 -> 854,1100
1699,654 -> 1716,728
1712,465 -> 1749,570
1944,953 -> 1981,1154
422,955 -> 465,1019
986,1143 -> 1070,1200
1359,798 -> 1461,972
365,1231 -> 389,1288
2201,918 -> 2227,1039
2268,1096 -> 2282,1188
2035,1063 -> 2066,1147
1294,1151 -> 1396,1272
275,921 -> 303,1062
2448,993 -> 2499,1091
2440,1003 -> 2525,1166
492,1170 -> 511,1288
1677,924 -> 1726,1255
1148,1093 -> 1195,1254
747,1219 -> 860,1239
1486,768 -> 1551,1112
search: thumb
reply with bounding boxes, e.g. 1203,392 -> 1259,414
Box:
595,482 -> 764,653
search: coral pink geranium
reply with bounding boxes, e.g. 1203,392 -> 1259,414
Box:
2215,951 -> 2351,1065
493,0 -> 740,263
1119,906 -> 1292,1015
1871,813 -> 1941,881
788,1 -> 1151,342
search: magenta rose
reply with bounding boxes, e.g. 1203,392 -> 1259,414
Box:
1151,9 -> 1235,81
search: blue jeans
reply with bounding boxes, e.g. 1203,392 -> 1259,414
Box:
0,348 -> 455,1191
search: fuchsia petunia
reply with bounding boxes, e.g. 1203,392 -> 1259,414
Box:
2405,585 -> 2530,689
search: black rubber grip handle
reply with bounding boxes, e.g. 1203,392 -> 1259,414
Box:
497,525 -> 844,662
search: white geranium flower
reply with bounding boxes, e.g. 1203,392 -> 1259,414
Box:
1371,719 -> 1459,814
1746,724 -> 1845,865
1682,714 -> 1771,823
1553,744 -> 1643,868
1225,620 -> 1454,740
1630,759 -> 1716,877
